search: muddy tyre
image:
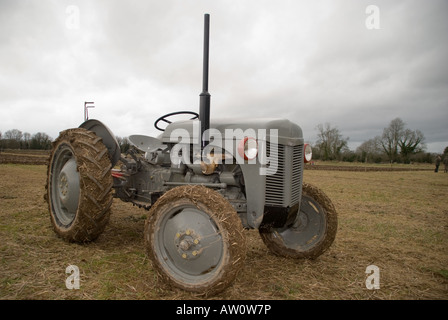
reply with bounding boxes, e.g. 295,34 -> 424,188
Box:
46,128 -> 114,242
260,182 -> 337,259
144,185 -> 246,296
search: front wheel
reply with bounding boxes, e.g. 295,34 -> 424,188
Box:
144,185 -> 246,296
259,183 -> 337,259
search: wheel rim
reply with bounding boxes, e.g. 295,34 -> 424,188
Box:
273,194 -> 327,251
153,204 -> 224,284
50,144 -> 80,227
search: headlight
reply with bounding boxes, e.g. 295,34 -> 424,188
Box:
304,144 -> 312,163
238,137 -> 258,160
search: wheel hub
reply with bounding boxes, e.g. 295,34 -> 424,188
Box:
59,174 -> 68,196
274,196 -> 326,250
175,229 -> 202,260
293,210 -> 310,231
156,206 -> 224,278
57,157 -> 80,214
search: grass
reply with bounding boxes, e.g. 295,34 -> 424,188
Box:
0,164 -> 447,300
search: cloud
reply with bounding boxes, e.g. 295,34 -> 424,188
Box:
0,0 -> 447,152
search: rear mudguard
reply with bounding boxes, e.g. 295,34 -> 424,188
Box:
79,119 -> 121,167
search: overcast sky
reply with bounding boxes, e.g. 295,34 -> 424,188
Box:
1,0 -> 447,152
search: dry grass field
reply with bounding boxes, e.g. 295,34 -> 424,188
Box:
0,163 -> 447,300
0,150 -> 49,165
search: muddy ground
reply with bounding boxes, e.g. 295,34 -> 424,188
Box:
0,163 -> 446,300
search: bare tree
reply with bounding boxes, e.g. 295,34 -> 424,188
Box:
116,136 -> 131,153
3,129 -> 23,149
380,118 -> 425,163
399,129 -> 425,163
30,132 -> 52,150
356,136 -> 383,163
380,118 -> 405,163
4,129 -> 23,141
23,132 -> 31,149
315,123 -> 349,161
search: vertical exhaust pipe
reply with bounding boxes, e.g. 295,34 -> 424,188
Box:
199,13 -> 211,149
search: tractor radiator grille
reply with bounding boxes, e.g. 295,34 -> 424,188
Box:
265,143 -> 303,207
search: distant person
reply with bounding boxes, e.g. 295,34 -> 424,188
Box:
443,156 -> 448,173
434,155 -> 441,172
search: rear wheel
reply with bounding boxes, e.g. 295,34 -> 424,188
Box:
144,185 -> 246,296
46,128 -> 114,242
259,183 -> 337,259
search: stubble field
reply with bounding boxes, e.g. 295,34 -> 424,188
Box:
0,163 -> 447,300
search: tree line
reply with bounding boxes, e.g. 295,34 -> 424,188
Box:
0,128 -> 132,153
2,118 -> 444,164
312,117 -> 441,164
0,129 -> 53,150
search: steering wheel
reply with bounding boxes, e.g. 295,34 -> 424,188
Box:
154,111 -> 199,131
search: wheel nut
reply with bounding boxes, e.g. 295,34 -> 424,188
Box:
179,239 -> 191,251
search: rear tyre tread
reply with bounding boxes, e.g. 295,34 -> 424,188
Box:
46,128 -> 114,243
